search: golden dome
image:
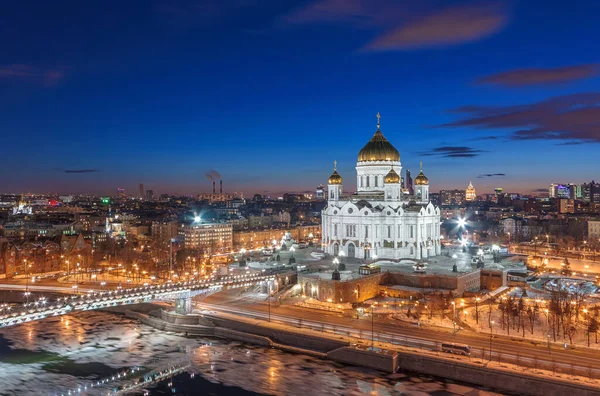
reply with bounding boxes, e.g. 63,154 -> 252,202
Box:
358,130 -> 400,162
384,168 -> 400,184
357,114 -> 399,162
328,160 -> 343,184
328,170 -> 343,185
414,161 -> 429,185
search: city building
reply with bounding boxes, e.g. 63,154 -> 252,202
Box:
178,221 -> 233,253
439,189 -> 466,206
588,219 -> 600,240
321,114 -> 441,260
558,198 -> 575,214
465,181 -> 476,201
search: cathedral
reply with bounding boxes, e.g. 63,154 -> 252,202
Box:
321,114 -> 441,260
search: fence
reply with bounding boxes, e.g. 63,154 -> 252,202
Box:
205,304 -> 600,380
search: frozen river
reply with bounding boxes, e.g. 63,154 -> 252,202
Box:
0,311 -> 503,395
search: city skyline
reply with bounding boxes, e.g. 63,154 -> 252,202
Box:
2,0 -> 600,195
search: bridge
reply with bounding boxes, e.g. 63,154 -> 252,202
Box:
0,273 -> 277,328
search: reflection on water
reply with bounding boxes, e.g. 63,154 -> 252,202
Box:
0,311 -> 502,395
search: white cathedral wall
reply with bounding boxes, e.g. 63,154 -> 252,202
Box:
322,201 -> 441,260
355,160 -> 401,193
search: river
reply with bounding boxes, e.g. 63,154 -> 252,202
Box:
0,311 -> 503,395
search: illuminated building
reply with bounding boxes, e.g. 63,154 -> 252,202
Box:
179,221 -> 232,253
321,114 -> 441,260
465,181 -> 476,201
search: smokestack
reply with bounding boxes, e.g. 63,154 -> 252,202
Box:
213,181 -> 216,194
220,180 -> 223,194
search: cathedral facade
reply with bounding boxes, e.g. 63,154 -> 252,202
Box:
321,115 -> 442,260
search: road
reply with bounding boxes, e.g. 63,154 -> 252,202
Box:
199,291 -> 600,373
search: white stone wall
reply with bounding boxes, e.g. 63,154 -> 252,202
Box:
322,200 -> 441,260
355,160 -> 401,194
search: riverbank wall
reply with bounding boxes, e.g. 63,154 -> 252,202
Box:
116,305 -> 600,396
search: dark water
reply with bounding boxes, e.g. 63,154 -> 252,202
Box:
0,311 -> 502,396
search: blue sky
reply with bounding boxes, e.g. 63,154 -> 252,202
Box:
1,0 -> 599,196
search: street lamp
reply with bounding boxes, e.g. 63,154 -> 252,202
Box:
451,301 -> 456,335
544,308 -> 550,351
489,320 -> 494,361
371,303 -> 376,350
475,297 -> 480,324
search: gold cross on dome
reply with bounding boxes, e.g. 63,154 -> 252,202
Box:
376,112 -> 381,129
333,160 -> 337,170
420,161 -> 423,171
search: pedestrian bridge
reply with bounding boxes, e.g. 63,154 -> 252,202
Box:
0,273 -> 276,328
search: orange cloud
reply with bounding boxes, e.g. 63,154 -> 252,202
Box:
0,64 -> 65,87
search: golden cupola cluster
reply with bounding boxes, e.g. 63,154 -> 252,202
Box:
357,113 -> 400,162
414,162 -> 429,185
328,160 -> 343,185
384,168 -> 401,184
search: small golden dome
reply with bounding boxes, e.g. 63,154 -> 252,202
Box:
415,172 -> 428,185
414,162 -> 429,185
384,168 -> 400,184
328,170 -> 343,185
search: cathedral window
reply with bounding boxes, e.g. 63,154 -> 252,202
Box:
387,226 -> 391,238
365,225 -> 369,238
410,246 -> 414,255
366,176 -> 370,187
330,191 -> 334,199
374,176 -> 378,187
410,226 -> 414,238
334,224 -> 338,237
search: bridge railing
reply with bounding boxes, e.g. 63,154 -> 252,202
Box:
0,273 -> 276,328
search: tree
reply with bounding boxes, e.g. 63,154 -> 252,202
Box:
587,317 -> 598,347
560,258 -> 572,276
518,297 -> 526,337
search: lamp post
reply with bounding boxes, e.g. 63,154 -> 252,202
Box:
489,320 -> 494,361
534,237 -> 538,255
544,308 -> 550,352
451,301 -> 456,336
371,303 -> 375,350
475,297 -> 480,324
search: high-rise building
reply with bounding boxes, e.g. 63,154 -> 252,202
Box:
558,199 -> 575,214
139,183 -> 144,198
316,184 -> 325,200
117,188 -> 126,198
405,169 -> 413,195
549,183 -> 575,199
581,181 -> 600,203
146,190 -> 154,200
465,181 -> 476,201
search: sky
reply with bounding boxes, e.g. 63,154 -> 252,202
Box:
1,0 -> 600,197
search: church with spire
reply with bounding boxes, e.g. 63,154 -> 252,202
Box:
322,114 -> 441,260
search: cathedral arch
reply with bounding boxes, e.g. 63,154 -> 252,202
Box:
347,242 -> 356,258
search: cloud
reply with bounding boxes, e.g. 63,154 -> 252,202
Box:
364,4 -> 508,51
54,169 -> 100,174
0,64 -> 65,87
477,173 -> 506,178
472,135 -> 500,141
420,146 -> 486,158
286,1 -> 509,52
477,64 -> 600,87
440,92 -> 600,143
